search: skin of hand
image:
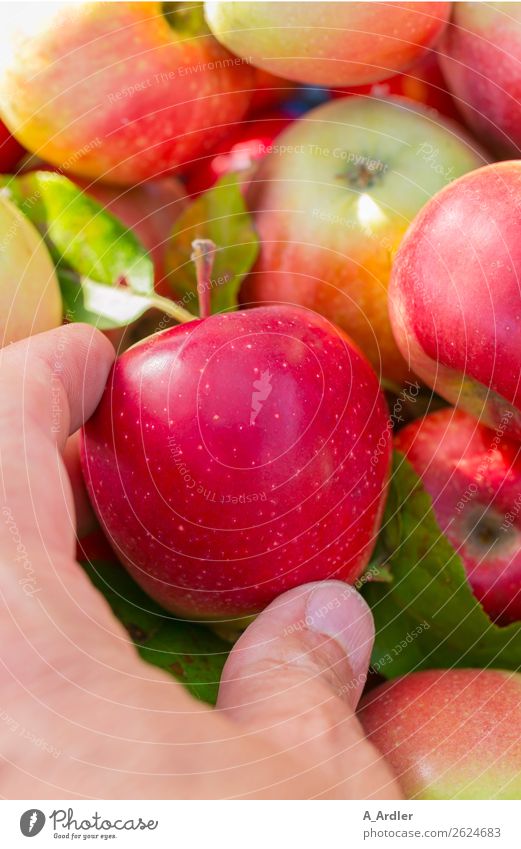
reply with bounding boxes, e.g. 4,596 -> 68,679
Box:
0,324 -> 402,800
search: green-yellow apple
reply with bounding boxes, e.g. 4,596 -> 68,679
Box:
0,1 -> 254,185
359,668 -> 521,799
0,193 -> 62,345
241,96 -> 487,385
439,3 -> 521,157
204,1 -> 451,87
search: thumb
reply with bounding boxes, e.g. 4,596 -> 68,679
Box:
217,580 -> 402,799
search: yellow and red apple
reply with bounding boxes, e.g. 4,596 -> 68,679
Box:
0,1 -> 254,184
360,669 -> 521,799
242,96 -> 487,385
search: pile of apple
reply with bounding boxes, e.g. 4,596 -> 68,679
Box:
1,1 -> 521,799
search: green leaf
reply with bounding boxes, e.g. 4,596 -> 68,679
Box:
165,172 -> 259,314
363,452 -> 521,677
79,548 -> 230,705
0,171 -> 154,328
59,270 -> 154,331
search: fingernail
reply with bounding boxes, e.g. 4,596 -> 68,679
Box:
305,581 -> 375,686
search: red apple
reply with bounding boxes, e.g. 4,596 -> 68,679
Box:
439,3 -> 521,157
331,52 -> 461,122
242,95 -> 486,386
359,668 -> 521,799
249,68 -> 296,113
204,1 -> 451,87
81,305 -> 391,620
389,161 -> 521,440
0,119 -> 24,172
184,109 -> 293,196
395,408 -> 521,625
64,431 -> 98,540
0,2 -> 253,184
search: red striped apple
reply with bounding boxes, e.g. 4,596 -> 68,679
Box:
389,161 -> 521,440
359,668 -> 521,799
395,408 -> 521,625
81,305 -> 391,620
204,1 -> 451,87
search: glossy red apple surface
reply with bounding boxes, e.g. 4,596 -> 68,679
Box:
81,306 -> 391,620
396,408 -> 521,625
389,161 -> 521,440
0,1 -> 253,184
439,3 -> 521,157
359,668 -> 521,799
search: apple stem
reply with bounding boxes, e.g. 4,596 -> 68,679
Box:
191,238 -> 216,319
146,293 -> 195,324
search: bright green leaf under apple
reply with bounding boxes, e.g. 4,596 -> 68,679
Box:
364,452 -> 521,677
80,551 -> 230,705
165,172 -> 259,314
0,171 -> 154,328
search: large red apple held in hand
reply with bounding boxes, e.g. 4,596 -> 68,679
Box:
359,668 -> 521,799
439,3 -> 521,157
204,1 -> 451,87
0,2 -> 253,184
396,408 -> 521,626
81,306 -> 391,620
389,161 -> 521,440
242,96 -> 486,386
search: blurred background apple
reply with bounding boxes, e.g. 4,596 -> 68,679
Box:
242,96 -> 486,386
0,1 -> 254,184
205,1 -> 451,86
0,194 -> 61,346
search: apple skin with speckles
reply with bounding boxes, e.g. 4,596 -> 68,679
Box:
359,668 -> 521,799
395,408 -> 521,626
81,306 -> 391,620
0,2 -> 253,185
389,161 -> 521,440
204,1 -> 451,87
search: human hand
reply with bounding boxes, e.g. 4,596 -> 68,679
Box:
0,324 -> 401,799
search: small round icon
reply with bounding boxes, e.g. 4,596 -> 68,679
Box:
20,809 -> 46,837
